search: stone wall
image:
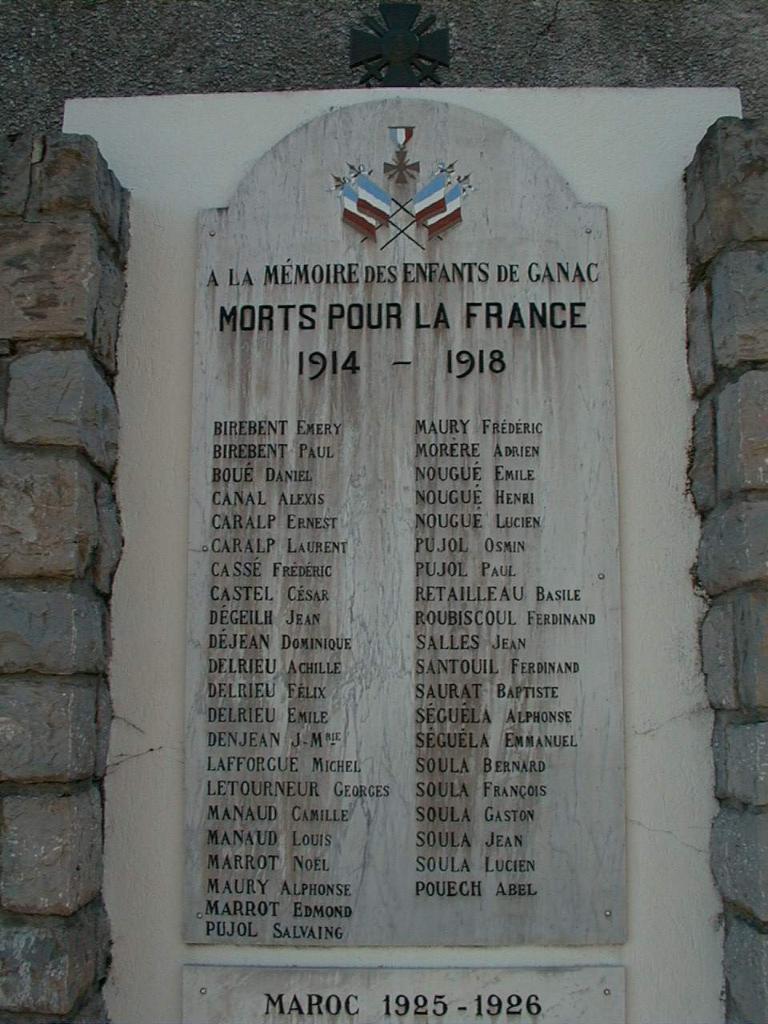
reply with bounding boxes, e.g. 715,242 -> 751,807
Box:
0,134 -> 127,1022
688,118 -> 768,1024
1,0 -> 767,134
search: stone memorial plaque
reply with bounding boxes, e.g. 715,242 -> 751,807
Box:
182,965 -> 625,1023
184,98 -> 624,946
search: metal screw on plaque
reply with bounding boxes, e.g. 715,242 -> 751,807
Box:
597,572 -> 605,580
200,988 -> 207,995
196,912 -> 203,919
604,909 -> 612,917
350,3 -> 449,86
603,989 -> 611,997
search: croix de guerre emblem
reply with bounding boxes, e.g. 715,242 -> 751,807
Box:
331,127 -> 473,249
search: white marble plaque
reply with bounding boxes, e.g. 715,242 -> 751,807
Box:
182,965 -> 625,1023
184,98 -> 624,946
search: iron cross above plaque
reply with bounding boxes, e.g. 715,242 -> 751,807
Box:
350,3 -> 450,86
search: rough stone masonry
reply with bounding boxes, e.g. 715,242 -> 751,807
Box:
0,133 -> 127,1022
688,117 -> 768,1024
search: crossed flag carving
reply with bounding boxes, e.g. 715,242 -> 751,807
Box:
333,127 -> 471,249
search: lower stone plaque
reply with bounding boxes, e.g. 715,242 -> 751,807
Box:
182,965 -> 625,1024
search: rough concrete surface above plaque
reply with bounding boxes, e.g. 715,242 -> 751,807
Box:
184,98 -> 624,947
183,965 -> 626,1024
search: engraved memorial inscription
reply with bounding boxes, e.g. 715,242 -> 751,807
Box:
183,965 -> 626,1024
185,99 -> 625,946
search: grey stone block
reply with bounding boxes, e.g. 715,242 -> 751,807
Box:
717,370 -> 768,497
0,786 -> 102,915
687,117 -> 768,268
5,350 -> 118,473
734,591 -> 768,710
724,722 -> 768,805
0,358 -> 8,421
725,916 -> 768,1024
0,133 -> 35,217
690,394 -> 716,513
711,248 -> 768,368
0,999 -> 109,1024
687,282 -> 714,396
93,252 -> 125,374
725,1005 -> 750,1024
0,587 -> 105,675
701,600 -> 739,709
93,480 -> 122,595
31,134 -> 126,250
711,807 -> 768,921
0,902 -> 100,1013
698,502 -> 768,595
92,897 -> 111,995
713,711 -> 728,799
0,1010 -> 84,1023
95,680 -> 111,779
73,990 -> 108,1023
0,453 -> 98,578
0,677 -> 98,782
0,216 -> 100,342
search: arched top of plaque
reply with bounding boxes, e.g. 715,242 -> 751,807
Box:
204,98 -> 604,256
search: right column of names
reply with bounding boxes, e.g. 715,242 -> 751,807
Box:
414,414 -> 593,907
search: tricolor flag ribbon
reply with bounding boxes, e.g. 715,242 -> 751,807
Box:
389,126 -> 414,149
412,173 -> 448,223
341,182 -> 379,238
424,181 -> 463,238
355,175 -> 393,224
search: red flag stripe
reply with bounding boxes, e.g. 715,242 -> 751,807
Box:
343,208 -> 377,238
427,208 -> 462,238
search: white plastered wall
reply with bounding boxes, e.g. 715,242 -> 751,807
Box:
64,87 -> 740,1024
